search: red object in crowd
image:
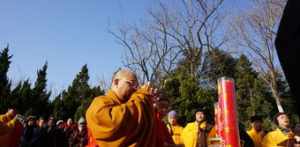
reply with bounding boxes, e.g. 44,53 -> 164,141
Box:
86,128 -> 99,147
217,77 -> 241,147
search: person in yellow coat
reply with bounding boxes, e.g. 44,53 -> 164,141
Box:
86,68 -> 166,147
247,115 -> 265,147
181,108 -> 212,147
0,109 -> 17,136
166,110 -> 184,146
261,112 -> 294,147
0,109 -> 24,147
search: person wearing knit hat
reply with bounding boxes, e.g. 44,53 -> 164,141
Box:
166,110 -> 183,145
168,110 -> 177,118
56,120 -> 64,126
181,107 -> 212,147
74,117 -> 88,147
247,115 -> 264,147
262,112 -> 294,147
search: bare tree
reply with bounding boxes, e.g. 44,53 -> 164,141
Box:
110,24 -> 178,86
232,0 -> 287,112
112,0 -> 226,86
151,0 -> 226,78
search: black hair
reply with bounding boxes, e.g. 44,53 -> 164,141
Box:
250,115 -> 262,123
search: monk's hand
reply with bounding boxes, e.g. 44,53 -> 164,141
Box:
6,108 -> 16,119
136,82 -> 159,102
287,131 -> 295,139
138,82 -> 155,95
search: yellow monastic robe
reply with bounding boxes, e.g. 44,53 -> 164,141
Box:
261,128 -> 290,147
247,128 -> 263,147
167,124 -> 183,145
86,88 -> 163,147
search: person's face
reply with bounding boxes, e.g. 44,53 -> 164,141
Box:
48,118 -> 54,127
195,111 -> 205,123
277,114 -> 290,129
252,120 -> 262,132
38,119 -> 45,127
168,116 -> 177,125
28,119 -> 34,126
115,75 -> 138,100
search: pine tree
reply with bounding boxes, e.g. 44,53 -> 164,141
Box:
52,94 -> 66,120
162,57 -> 216,125
53,64 -> 102,120
74,85 -> 104,121
202,49 -> 237,88
0,46 -> 12,113
11,80 -> 33,115
31,62 -> 51,117
234,55 -> 273,125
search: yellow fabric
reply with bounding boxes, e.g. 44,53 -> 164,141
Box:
0,113 -> 14,135
247,128 -> 263,147
181,121 -> 208,147
0,115 -> 18,147
207,127 -> 222,145
261,128 -> 289,147
208,126 -> 216,138
86,89 -> 162,147
167,124 -> 183,145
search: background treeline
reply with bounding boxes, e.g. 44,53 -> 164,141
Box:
0,46 -> 104,121
0,45 -> 297,130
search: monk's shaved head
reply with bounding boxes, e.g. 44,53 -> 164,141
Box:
111,68 -> 139,101
113,68 -> 137,82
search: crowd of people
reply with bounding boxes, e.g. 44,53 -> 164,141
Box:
1,68 -> 300,147
0,109 -> 88,147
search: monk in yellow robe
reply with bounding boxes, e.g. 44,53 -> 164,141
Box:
86,68 -> 166,147
247,115 -> 264,147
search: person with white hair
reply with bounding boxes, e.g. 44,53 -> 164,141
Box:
167,110 -> 184,146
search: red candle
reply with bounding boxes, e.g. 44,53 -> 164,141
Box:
217,77 -> 240,147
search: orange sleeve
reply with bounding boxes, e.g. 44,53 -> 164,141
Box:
86,89 -> 153,140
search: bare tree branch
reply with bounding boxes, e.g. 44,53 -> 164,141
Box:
232,0 -> 287,112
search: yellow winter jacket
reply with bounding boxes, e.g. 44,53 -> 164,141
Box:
0,113 -> 23,147
181,121 -> 209,147
86,89 -> 163,147
0,113 -> 15,135
261,128 -> 290,147
247,128 -> 263,147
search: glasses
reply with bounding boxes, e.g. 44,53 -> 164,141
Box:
120,79 -> 138,89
